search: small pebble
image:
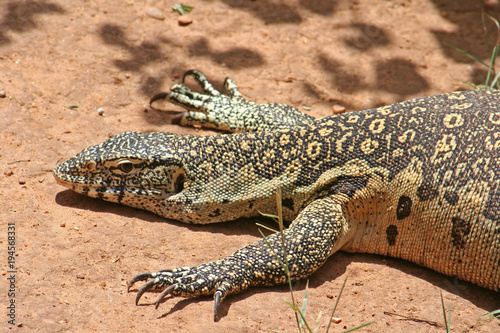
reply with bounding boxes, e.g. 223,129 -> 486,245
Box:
19,179 -> 26,185
0,90 -> 6,98
485,0 -> 499,8
331,317 -> 342,324
146,7 -> 165,20
333,104 -> 346,113
178,16 -> 193,26
98,108 -> 105,116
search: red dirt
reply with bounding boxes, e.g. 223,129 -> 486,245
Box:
1,0 -> 499,332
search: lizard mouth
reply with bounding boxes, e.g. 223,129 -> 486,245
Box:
53,172 -> 168,200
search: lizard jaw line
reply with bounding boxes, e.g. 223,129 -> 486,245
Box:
54,174 -> 168,199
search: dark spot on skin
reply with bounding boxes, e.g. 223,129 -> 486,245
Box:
451,217 -> 471,248
483,183 -> 500,223
95,187 -> 106,200
396,195 -> 412,220
222,198 -> 230,204
282,198 -> 294,210
209,208 -> 221,217
416,184 -> 439,201
248,202 -> 254,209
444,191 -> 459,206
329,175 -> 368,198
117,189 -> 125,203
386,225 -> 398,246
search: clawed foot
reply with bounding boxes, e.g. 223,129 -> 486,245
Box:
149,69 -> 314,132
149,70 -> 250,133
127,262 -> 247,321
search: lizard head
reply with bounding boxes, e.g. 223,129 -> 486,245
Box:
54,131 -> 196,219
54,131 -> 278,224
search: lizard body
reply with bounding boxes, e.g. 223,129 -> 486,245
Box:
54,71 -> 500,320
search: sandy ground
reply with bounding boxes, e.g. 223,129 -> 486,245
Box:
1,0 -> 499,332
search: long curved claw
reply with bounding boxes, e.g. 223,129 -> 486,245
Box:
150,87 -> 207,112
135,279 -> 158,305
214,291 -> 223,322
155,285 -> 176,309
213,283 -> 230,321
127,272 -> 154,292
149,92 -> 170,107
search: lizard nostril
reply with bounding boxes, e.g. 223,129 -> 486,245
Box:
84,161 -> 96,171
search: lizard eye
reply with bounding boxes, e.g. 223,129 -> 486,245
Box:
117,160 -> 135,174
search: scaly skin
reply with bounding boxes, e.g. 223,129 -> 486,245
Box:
54,70 -> 500,321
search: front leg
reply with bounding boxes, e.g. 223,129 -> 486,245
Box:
150,70 -> 315,133
128,195 -> 351,321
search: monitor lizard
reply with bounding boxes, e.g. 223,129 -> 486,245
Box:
53,70 -> 500,320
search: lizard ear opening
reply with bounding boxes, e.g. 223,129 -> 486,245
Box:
172,169 -> 185,193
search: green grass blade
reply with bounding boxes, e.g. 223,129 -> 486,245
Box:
255,222 -> 278,233
313,311 -> 323,333
340,321 -> 375,333
258,211 -> 279,219
480,308 -> 500,320
440,290 -> 451,333
325,274 -> 349,333
490,70 -> 500,89
298,281 -> 310,328
285,298 -> 313,333
482,309 -> 500,316
444,42 -> 489,68
484,44 -> 499,87
260,188 -> 306,331
282,300 -> 298,312
257,229 -> 287,273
